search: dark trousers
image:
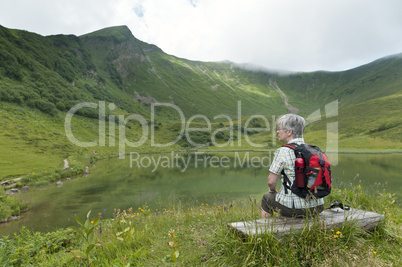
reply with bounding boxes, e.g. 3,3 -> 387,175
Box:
261,192 -> 324,218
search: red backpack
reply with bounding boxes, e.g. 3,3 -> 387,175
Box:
281,143 -> 332,199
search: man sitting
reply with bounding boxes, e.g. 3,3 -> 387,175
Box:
261,114 -> 324,218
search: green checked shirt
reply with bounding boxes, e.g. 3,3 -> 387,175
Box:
269,138 -> 324,209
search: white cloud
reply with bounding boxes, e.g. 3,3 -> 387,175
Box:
1,0 -> 401,72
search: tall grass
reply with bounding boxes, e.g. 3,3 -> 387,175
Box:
0,183 -> 400,266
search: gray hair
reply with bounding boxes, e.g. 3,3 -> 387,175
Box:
277,114 -> 305,138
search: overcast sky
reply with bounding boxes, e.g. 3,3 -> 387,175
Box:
1,0 -> 402,72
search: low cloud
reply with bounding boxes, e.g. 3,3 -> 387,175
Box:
1,0 -> 401,72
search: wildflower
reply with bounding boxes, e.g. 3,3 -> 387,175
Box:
387,213 -> 391,215
168,229 -> 176,237
345,246 -> 348,249
334,235 -> 339,238
338,190 -> 341,193
336,231 -> 341,235
91,220 -> 94,224
373,251 -> 377,255
203,256 -> 207,261
201,241 -> 206,246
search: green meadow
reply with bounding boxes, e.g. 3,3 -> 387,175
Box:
0,24 -> 401,266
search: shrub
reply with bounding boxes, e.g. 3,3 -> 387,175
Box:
0,202 -> 12,220
0,194 -> 28,220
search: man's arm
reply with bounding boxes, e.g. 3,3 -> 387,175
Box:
267,172 -> 279,193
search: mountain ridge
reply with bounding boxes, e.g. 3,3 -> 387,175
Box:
1,24 -> 401,115
0,24 -> 401,179
0,24 -> 401,139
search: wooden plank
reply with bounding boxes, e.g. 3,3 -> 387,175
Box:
1,177 -> 23,186
4,183 -> 17,189
228,208 -> 384,236
0,180 -> 10,186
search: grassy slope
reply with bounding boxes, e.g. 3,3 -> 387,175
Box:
0,25 -> 401,180
274,54 -> 402,115
79,26 -> 288,119
304,94 -> 402,149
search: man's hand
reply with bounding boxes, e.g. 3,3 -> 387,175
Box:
267,172 -> 279,193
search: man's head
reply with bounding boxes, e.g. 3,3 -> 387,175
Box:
276,114 -> 305,142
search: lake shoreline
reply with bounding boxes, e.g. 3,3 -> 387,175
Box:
1,148 -> 400,224
2,147 -> 402,184
1,186 -> 401,266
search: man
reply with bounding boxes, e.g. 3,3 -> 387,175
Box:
261,114 -> 324,218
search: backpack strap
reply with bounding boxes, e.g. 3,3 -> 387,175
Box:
281,169 -> 291,194
280,143 -> 299,194
282,143 -> 298,150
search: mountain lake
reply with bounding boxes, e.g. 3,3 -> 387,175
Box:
0,152 -> 401,236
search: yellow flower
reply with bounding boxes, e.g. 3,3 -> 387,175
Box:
373,251 -> 377,255
336,231 -> 341,235
345,246 -> 348,249
91,220 -> 94,224
334,235 -> 339,238
387,213 -> 391,216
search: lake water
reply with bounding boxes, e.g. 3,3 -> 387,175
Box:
1,152 -> 401,236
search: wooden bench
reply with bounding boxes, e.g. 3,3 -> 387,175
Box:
228,208 -> 384,236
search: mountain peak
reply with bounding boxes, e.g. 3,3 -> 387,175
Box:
80,25 -> 133,42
